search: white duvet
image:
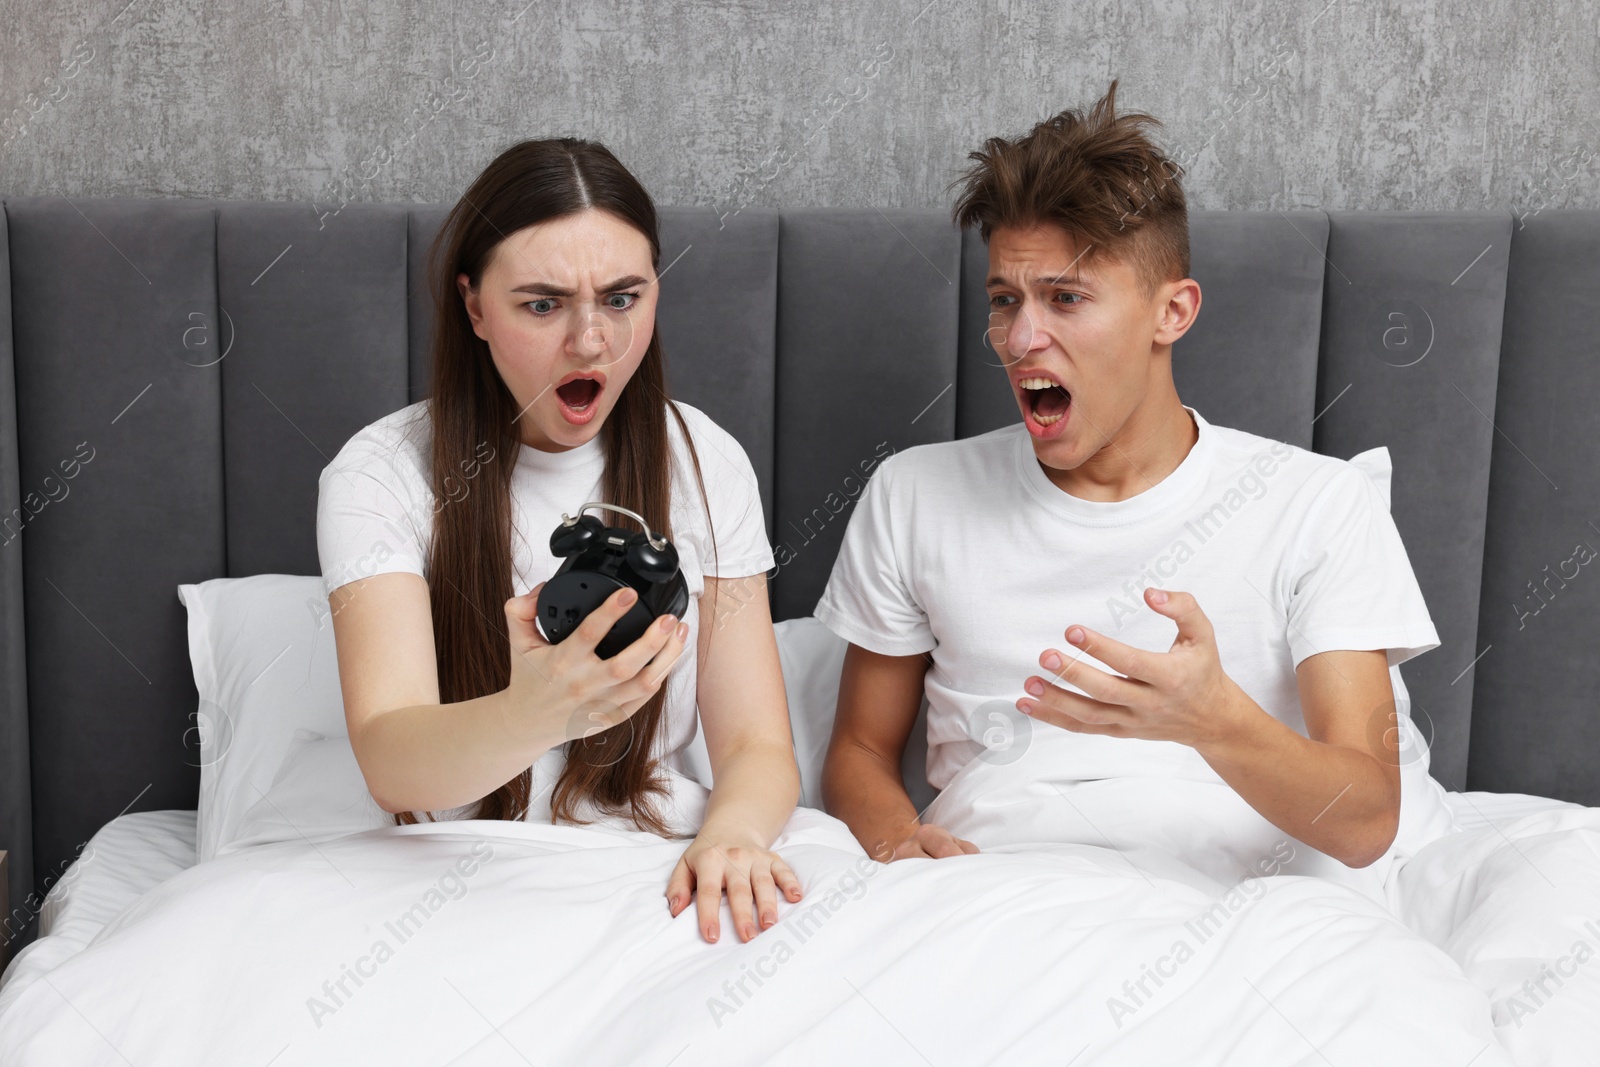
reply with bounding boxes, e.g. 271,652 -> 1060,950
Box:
3,743 -> 1598,1066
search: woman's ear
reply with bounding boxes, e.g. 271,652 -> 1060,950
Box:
457,272 -> 486,339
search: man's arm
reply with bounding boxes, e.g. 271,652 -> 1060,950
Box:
822,643 -> 979,862
1200,648 -> 1401,867
1018,588 -> 1402,869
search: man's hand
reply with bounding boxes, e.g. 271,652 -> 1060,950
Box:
1015,586 -> 1248,748
1015,585 -> 1404,867
873,823 -> 980,862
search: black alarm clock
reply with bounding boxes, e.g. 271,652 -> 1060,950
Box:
535,502 -> 690,659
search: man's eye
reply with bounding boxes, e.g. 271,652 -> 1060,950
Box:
606,292 -> 638,311
527,298 -> 557,314
989,294 -> 1016,309
1055,292 -> 1082,306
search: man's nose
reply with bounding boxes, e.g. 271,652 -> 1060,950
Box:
1008,304 -> 1049,357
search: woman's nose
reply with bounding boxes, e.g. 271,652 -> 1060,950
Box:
573,310 -> 612,358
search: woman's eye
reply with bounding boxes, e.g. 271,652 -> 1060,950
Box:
527,298 -> 557,315
605,292 -> 638,311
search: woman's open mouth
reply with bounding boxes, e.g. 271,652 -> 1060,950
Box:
555,373 -> 604,425
1020,376 -> 1071,437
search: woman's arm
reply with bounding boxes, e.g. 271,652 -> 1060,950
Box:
331,571 -> 687,814
665,572 -> 805,943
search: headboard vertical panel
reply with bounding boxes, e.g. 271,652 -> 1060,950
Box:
954,226 -> 1014,438
10,197 -> 224,928
1470,211 -> 1600,804
772,209 -> 962,622
654,208 -> 781,547
0,201 -> 35,952
220,203 -> 411,578
1173,211 -> 1328,448
1313,211 -> 1513,791
407,206 -> 450,406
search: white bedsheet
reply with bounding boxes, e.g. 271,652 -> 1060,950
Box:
0,810 -> 196,1009
0,779 -> 1593,1065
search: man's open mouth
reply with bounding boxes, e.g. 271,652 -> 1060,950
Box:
555,375 -> 602,412
1020,376 -> 1071,426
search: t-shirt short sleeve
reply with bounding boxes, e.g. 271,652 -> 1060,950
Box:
812,456 -> 935,657
1284,463 -> 1441,670
316,435 -> 432,597
676,405 -> 776,579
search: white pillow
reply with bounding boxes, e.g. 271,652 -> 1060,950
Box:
680,615 -> 938,813
221,728 -> 389,856
178,574 -> 367,861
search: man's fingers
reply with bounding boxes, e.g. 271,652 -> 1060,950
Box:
924,833 -> 968,859
1033,649 -> 1146,708
1055,626 -> 1155,688
1145,587 -> 1215,647
1022,683 -> 1135,727
957,837 -> 981,855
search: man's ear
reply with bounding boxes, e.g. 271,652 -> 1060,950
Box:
1153,277 -> 1202,347
457,272 -> 486,339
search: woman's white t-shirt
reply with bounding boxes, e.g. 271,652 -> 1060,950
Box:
315,398 -> 775,822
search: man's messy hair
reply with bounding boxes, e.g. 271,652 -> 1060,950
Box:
951,79 -> 1190,297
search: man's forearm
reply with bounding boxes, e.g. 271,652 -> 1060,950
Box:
1197,680 -> 1400,868
823,742 -> 921,861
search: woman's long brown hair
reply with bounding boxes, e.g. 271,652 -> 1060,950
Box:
397,138 -> 717,835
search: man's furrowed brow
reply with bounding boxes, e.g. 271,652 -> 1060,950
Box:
984,272 -> 1096,288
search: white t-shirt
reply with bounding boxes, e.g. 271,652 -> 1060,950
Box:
315,398 -> 775,821
814,404 -> 1451,857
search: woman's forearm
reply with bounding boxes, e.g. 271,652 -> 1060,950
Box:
1197,682 -> 1400,868
697,741 -> 802,846
353,688 -> 556,815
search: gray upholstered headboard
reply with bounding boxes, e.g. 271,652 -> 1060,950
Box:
3,199 -> 1598,949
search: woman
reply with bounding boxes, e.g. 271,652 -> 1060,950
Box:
316,137 -> 803,945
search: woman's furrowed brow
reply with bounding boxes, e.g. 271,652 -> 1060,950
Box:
510,274 -> 651,296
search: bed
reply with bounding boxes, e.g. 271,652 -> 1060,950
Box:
3,199 -> 1600,1064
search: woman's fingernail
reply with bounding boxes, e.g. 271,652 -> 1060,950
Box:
743,925 -> 756,940
1042,652 -> 1062,670
658,614 -> 676,631
676,622 -> 689,641
1024,677 -> 1044,696
1067,627 -> 1085,644
1148,588 -> 1169,604
620,588 -> 638,605
707,927 -> 718,942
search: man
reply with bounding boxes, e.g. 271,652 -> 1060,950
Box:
815,81 -> 1446,880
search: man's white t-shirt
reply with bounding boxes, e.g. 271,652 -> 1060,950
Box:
814,404 -> 1453,874
316,398 -> 775,821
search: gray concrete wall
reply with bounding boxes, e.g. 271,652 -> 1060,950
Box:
1,0 -> 1595,218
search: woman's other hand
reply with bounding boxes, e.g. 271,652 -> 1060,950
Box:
665,835 -> 803,943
